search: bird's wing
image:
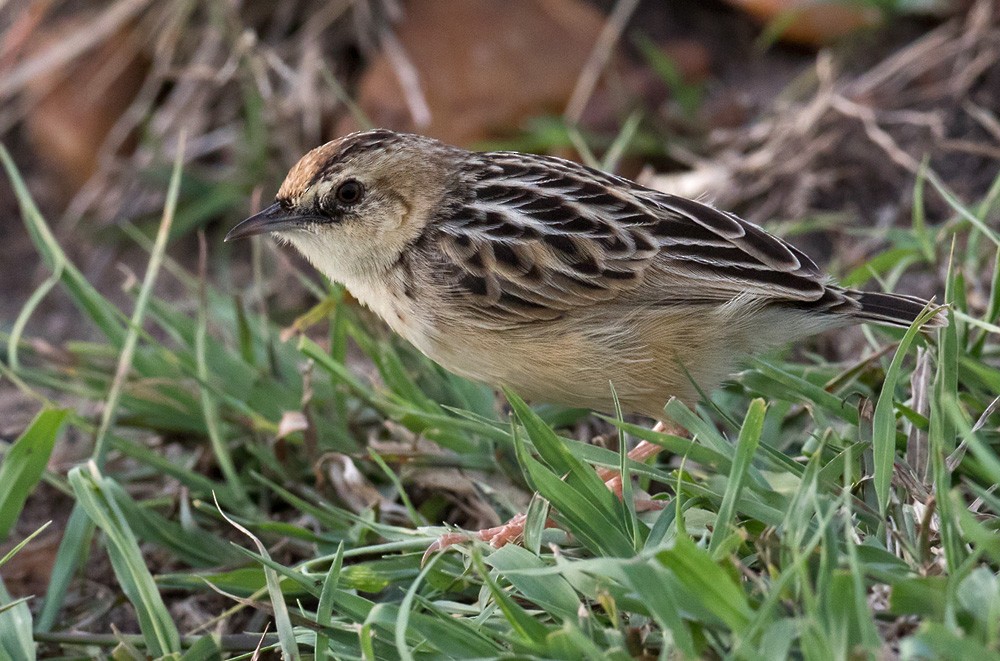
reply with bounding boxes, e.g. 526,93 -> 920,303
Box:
431,152 -> 834,328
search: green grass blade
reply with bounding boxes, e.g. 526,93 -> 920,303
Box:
214,495 -> 300,661
904,622 -> 1000,661
840,451 -> 882,654
179,634 -> 222,660
35,507 -> 92,632
0,522 -> 50,572
314,543 -> 344,661
620,561 -> 697,657
749,359 -> 860,425
657,535 -> 753,634
196,241 -> 251,508
69,464 -> 181,656
513,432 -> 635,557
395,554 -> 440,661
486,545 -> 582,621
6,259 -> 62,372
473,553 -> 551,648
932,258 -> 964,572
91,132 -> 185,466
506,389 -> 625,510
32,132 -> 188,629
108,484 -> 243,567
0,576 -> 34,661
0,408 -> 67,540
709,398 -> 765,557
872,308 -> 937,516
0,145 -> 126,344
509,394 -> 637,557
927,170 -> 1000,247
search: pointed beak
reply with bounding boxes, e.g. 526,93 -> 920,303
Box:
225,202 -> 321,242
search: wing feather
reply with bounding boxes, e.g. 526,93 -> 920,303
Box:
429,152 -> 838,328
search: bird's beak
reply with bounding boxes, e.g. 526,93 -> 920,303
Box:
225,202 -> 319,242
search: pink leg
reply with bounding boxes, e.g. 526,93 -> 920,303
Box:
423,421 -> 678,560
423,513 -> 558,564
597,425 -> 671,512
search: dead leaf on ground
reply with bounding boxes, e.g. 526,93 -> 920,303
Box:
723,0 -> 884,46
19,13 -> 150,198
338,0 -> 621,146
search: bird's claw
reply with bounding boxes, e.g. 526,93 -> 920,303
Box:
422,513 -> 529,565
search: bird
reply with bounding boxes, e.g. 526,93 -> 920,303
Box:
226,128 -> 943,547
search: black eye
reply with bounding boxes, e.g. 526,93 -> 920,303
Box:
335,179 -> 364,206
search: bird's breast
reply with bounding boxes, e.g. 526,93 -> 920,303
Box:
344,275 -> 439,355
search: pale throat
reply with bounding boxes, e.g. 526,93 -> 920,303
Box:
340,270 -> 438,358
281,229 -> 432,351
282,227 -> 404,282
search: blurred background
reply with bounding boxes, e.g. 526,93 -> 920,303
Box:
2,0 -> 996,333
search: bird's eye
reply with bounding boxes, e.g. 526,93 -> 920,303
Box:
335,179 -> 364,206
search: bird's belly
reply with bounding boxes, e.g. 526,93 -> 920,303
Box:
349,279 -> 768,418
419,315 -> 709,419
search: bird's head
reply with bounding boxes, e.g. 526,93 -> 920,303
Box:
226,129 -> 459,282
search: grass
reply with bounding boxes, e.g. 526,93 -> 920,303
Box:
0,139 -> 999,660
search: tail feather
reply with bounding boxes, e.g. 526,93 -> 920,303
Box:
850,290 -> 946,329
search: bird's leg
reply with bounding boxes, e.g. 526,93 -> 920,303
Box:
595,436 -> 667,481
596,422 -> 673,512
422,513 -> 559,563
423,421 -> 676,560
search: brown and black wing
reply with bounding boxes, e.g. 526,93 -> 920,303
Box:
428,151 -> 855,329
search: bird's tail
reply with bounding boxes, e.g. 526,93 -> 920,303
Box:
848,290 -> 947,329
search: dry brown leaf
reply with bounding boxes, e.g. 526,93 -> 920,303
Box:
338,0 -> 616,146
723,0 -> 883,46
22,14 -> 149,197
277,411 -> 309,439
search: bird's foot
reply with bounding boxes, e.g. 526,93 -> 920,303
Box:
423,513 -> 542,564
423,422 -> 677,561
595,436 -> 667,482
601,474 -> 666,512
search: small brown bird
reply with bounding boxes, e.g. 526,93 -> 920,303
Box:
228,129 -> 941,416
227,129 -> 942,546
